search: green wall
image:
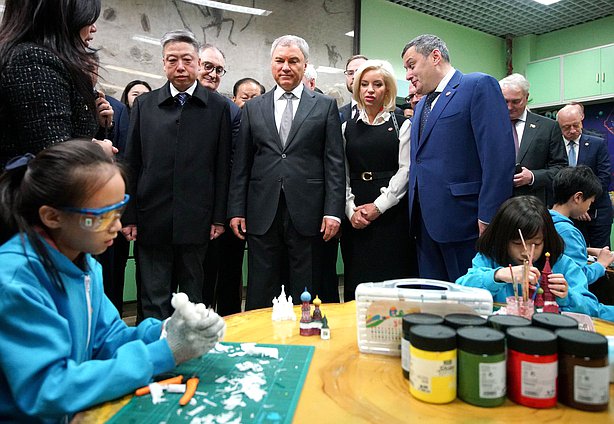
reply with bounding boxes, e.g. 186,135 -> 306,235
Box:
513,15 -> 614,76
360,0 -> 507,92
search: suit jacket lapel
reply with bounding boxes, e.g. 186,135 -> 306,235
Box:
577,134 -> 589,164
284,87 -> 317,150
418,70 -> 461,148
260,91 -> 281,148
517,112 -> 537,163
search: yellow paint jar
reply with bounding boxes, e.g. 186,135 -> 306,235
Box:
409,324 -> 457,404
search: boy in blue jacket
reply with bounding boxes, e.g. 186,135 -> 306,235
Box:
550,165 -> 614,284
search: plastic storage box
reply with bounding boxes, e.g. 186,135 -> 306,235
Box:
356,279 -> 493,356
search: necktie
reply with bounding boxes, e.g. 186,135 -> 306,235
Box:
419,91 -> 439,137
511,119 -> 519,155
568,141 -> 577,167
351,104 -> 358,119
176,92 -> 189,107
279,92 -> 295,146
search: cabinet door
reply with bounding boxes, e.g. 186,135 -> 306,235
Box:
563,49 -> 600,99
526,57 -> 560,105
600,45 -> 614,95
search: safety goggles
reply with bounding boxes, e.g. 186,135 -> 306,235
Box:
59,194 -> 130,232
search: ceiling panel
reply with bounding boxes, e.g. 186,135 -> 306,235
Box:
386,0 -> 614,37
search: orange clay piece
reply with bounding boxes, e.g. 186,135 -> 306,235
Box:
179,377 -> 199,406
135,375 -> 184,396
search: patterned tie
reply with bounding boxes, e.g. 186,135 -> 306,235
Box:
279,92 -> 295,146
176,92 -> 189,107
511,119 -> 519,155
419,91 -> 439,137
568,141 -> 577,167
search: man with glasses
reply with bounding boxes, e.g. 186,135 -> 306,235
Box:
198,43 -> 244,315
339,55 -> 368,123
123,30 -> 231,320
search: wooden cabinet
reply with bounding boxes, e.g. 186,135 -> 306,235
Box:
525,43 -> 613,108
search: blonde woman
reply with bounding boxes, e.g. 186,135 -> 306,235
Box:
342,60 -> 417,300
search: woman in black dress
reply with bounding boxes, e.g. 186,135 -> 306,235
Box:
342,59 -> 418,300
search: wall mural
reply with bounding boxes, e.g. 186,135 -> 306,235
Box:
94,0 -> 355,104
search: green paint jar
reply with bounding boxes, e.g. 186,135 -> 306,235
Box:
443,313 -> 487,330
457,327 -> 506,407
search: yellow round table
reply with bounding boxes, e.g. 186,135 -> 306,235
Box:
77,301 -> 614,423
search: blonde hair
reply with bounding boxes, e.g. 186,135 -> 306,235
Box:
352,60 -> 397,112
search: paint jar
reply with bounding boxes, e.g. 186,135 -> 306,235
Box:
457,327 -> 506,407
506,327 -> 557,408
505,296 -> 534,319
402,313 -> 444,379
487,314 -> 531,333
408,324 -> 457,404
443,313 -> 487,330
556,329 -> 609,411
532,312 -> 578,332
608,336 -> 614,383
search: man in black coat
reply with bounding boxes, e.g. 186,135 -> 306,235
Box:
228,35 -> 345,310
123,30 -> 231,319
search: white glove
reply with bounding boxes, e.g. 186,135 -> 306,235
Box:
163,293 -> 226,364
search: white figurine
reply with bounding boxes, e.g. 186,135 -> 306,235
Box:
271,285 -> 296,321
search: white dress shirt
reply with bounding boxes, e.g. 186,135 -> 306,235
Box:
169,81 -> 198,97
273,83 -> 303,131
564,135 -> 581,165
430,67 -> 456,108
342,110 -> 411,219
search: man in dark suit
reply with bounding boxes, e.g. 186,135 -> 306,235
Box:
339,55 -> 368,123
499,73 -> 567,205
228,35 -> 345,309
122,30 -> 231,320
557,104 -> 612,247
197,43 -> 245,315
402,34 -> 515,282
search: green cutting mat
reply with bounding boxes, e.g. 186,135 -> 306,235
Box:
107,342 -> 314,424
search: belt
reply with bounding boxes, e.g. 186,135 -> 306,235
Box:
350,170 -> 396,181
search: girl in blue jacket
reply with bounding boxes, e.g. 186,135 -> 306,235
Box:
0,140 -> 225,423
456,196 -> 601,317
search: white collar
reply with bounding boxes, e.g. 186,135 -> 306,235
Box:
169,81 -> 198,97
274,83 -> 304,100
434,67 -> 456,93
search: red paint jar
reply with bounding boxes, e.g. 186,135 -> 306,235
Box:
506,327 -> 558,408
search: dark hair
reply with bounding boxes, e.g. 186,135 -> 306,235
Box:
0,0 -> 102,114
120,80 -> 153,110
232,77 -> 265,96
552,165 -> 602,205
0,139 -> 124,288
476,196 -> 564,266
345,54 -> 368,70
401,34 -> 450,63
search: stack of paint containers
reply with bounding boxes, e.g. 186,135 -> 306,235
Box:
401,311 -> 611,410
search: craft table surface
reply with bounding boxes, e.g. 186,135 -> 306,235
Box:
77,301 -> 614,423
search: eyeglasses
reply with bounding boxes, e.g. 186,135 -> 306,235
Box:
404,94 -> 414,104
60,194 -> 130,232
202,61 -> 227,76
343,70 -> 356,76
